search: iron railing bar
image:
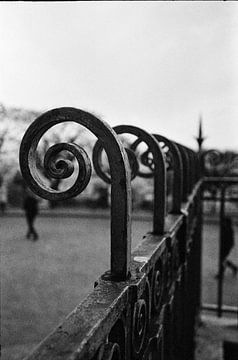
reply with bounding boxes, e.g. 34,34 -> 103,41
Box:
204,176 -> 238,184
181,179 -> 203,214
202,196 -> 238,202
202,303 -> 238,315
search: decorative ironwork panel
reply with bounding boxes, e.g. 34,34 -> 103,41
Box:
19,108 -> 203,360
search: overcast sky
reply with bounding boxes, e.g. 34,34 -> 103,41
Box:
1,1 -> 238,150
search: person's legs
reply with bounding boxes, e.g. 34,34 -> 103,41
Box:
0,201 -> 6,214
26,214 -> 32,238
215,261 -> 225,279
226,259 -> 238,276
26,213 -> 38,240
30,215 -> 38,240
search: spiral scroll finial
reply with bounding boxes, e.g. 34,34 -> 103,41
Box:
19,107 -> 132,280
44,143 -> 76,179
201,149 -> 223,176
92,142 -> 139,183
93,124 -> 167,234
20,138 -> 92,201
113,125 -> 166,235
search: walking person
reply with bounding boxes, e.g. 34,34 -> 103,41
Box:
0,182 -> 7,214
23,188 -> 39,240
216,217 -> 238,278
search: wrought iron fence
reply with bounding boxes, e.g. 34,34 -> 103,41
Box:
201,150 -> 238,318
19,107 -> 203,360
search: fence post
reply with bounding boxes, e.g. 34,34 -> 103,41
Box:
153,134 -> 183,214
218,184 -> 226,317
175,143 -> 190,201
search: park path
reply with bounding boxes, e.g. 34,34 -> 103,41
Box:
1,212 -> 237,360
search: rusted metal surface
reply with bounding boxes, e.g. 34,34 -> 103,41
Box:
19,108 -> 203,360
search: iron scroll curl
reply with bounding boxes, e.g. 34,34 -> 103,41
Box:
98,342 -> 121,360
93,125 -> 166,234
19,107 -> 132,280
201,149 -> 223,176
20,139 -> 92,201
114,125 -> 167,235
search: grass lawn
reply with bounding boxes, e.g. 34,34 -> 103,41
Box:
1,213 -> 237,359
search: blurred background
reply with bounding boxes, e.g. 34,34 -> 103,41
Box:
1,2 -> 238,360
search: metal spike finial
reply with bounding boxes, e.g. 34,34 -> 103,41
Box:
196,114 -> 206,151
